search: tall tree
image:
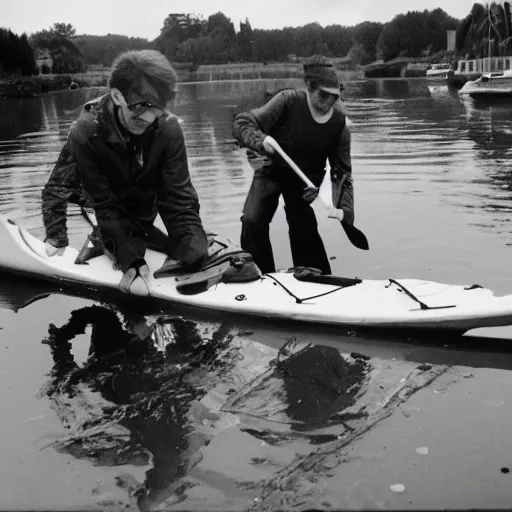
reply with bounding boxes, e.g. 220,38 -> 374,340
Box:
456,2 -> 512,57
19,33 -> 37,75
205,12 -> 236,60
156,13 -> 204,59
376,8 -> 457,60
324,24 -> 354,57
30,23 -> 76,47
353,22 -> 383,62
238,17 -> 254,60
0,28 -> 37,76
205,12 -> 236,39
293,23 -> 325,56
52,23 -> 76,38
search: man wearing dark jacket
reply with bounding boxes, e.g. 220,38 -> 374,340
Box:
42,50 -> 208,293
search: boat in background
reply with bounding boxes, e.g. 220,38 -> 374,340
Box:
426,63 -> 451,79
458,70 -> 512,97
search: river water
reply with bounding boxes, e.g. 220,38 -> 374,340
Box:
2,79 -> 512,510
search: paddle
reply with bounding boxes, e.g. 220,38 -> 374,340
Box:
265,137 -> 369,250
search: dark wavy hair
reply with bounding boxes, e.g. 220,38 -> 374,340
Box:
109,50 -> 178,108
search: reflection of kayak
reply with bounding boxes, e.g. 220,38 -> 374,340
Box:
1,214 -> 512,334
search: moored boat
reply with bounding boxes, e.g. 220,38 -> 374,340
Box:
458,70 -> 512,97
426,63 -> 451,79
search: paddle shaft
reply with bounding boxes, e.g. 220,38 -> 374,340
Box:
265,137 -> 369,250
267,137 -> 346,219
267,138 -> 317,189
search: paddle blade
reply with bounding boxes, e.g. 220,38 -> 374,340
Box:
320,172 -> 369,250
342,221 -> 370,250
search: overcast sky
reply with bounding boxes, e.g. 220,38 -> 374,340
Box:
0,0 -> 481,40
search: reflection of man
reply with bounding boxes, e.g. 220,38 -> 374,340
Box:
41,50 -> 208,294
43,305 -> 233,509
277,342 -> 368,430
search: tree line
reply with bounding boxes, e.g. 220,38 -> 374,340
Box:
72,8 -> 459,67
1,3 -> 509,77
153,9 -> 458,65
0,29 -> 37,76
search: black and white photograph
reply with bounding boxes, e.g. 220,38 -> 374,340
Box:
0,1 -> 511,510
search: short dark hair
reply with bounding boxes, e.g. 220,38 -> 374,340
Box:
109,50 -> 178,108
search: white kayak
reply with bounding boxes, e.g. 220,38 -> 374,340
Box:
1,214 -> 512,334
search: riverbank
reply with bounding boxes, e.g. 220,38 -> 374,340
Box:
0,69 -> 111,98
0,63 -> 363,98
362,57 -> 429,78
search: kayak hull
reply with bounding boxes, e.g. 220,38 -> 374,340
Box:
1,215 -> 512,333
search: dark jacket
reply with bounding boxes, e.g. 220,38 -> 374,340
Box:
232,88 -> 354,222
42,94 -> 207,272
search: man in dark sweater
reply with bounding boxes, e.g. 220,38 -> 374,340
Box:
42,50 -> 208,293
232,55 -> 354,275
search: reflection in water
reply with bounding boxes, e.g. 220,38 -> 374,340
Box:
354,78 -> 432,100
41,301 -> 444,510
222,339 -> 370,433
0,88 -> 110,235
177,80 -> 303,235
42,305 -> 236,509
459,96 -> 512,221
0,97 -> 45,142
460,95 -> 512,156
0,271 -> 61,312
279,344 -> 367,430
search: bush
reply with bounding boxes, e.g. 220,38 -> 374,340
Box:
0,78 -> 42,98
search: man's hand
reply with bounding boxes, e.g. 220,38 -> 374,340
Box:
302,186 -> 319,205
120,262 -> 150,296
45,239 -> 66,257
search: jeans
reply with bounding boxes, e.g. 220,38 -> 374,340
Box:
240,168 -> 331,274
84,223 -> 171,268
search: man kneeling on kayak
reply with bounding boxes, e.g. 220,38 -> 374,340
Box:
41,50 -> 208,293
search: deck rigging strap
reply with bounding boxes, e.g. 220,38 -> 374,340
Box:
386,279 -> 456,310
264,274 -> 349,304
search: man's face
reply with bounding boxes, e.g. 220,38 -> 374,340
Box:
111,88 -> 164,135
309,88 -> 339,115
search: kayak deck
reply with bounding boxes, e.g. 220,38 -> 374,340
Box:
1,215 -> 512,332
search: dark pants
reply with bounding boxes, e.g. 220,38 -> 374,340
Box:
240,169 -> 331,274
142,224 -> 171,254
82,223 -> 171,267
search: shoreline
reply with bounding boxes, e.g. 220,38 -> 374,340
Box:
0,66 -> 364,99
